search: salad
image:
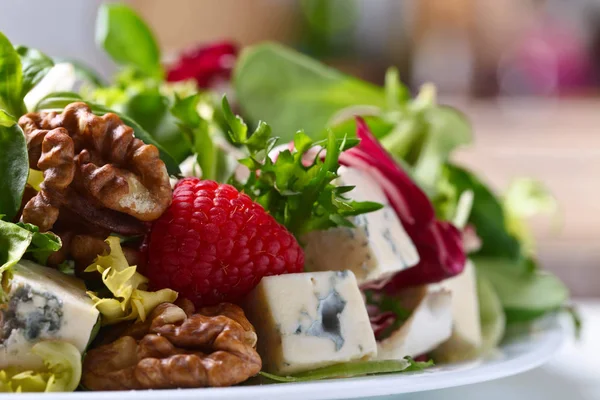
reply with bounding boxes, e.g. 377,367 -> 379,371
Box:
0,3 -> 575,392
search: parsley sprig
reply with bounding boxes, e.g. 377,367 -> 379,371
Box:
221,97 -> 382,238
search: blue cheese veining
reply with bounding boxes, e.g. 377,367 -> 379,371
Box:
243,270 -> 377,375
0,260 -> 100,370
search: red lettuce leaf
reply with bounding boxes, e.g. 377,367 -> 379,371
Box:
341,118 -> 466,292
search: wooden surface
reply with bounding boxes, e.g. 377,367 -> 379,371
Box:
450,98 -> 600,296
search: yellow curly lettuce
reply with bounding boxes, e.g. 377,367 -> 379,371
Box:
27,168 -> 44,191
85,236 -> 178,325
0,341 -> 82,393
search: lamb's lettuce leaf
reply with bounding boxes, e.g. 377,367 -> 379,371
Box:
96,3 -> 163,79
0,118 -> 28,221
259,357 -> 433,382
0,32 -> 25,117
473,256 -> 569,323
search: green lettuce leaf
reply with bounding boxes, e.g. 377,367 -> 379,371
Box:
0,118 -> 28,221
0,32 -> 25,117
0,219 -> 32,275
234,42 -> 386,140
15,46 -> 54,99
95,3 -> 163,79
15,222 -> 61,265
259,357 -> 433,382
476,272 -> 506,350
473,256 -> 569,323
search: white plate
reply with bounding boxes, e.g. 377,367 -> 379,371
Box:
1,316 -> 566,400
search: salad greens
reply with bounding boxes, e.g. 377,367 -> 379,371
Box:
0,118 -> 28,221
233,42 -> 570,330
259,357 -> 433,382
15,46 -> 55,100
0,219 -> 62,275
84,237 -> 177,325
222,97 -> 383,237
95,3 -> 163,79
0,3 -> 576,391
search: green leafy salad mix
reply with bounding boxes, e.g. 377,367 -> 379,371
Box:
0,2 -> 576,393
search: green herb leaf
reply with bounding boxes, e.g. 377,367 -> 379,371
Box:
16,222 -> 62,265
15,46 -> 54,99
95,3 -> 163,79
172,94 -> 227,181
0,32 -> 25,117
35,94 -> 181,176
473,256 -> 569,323
0,120 -> 28,221
234,43 -> 386,140
222,97 -> 383,237
122,90 -> 189,163
0,219 -> 33,275
439,164 -> 521,260
258,357 -> 432,382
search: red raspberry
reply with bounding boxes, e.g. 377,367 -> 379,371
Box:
146,178 -> 304,306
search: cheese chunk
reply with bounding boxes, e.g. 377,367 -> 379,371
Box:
302,166 -> 419,284
243,271 -> 377,375
431,260 -> 483,362
377,288 -> 452,360
0,260 -> 100,369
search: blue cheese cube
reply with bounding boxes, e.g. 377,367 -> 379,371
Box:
302,166 -> 419,284
0,260 -> 100,370
243,271 -> 377,375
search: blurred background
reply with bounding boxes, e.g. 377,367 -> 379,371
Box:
0,0 -> 598,295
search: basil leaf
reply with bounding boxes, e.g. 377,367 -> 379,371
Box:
0,120 -> 28,221
473,256 -> 569,323
35,94 -> 181,176
0,32 -> 25,117
95,3 -> 163,79
15,46 -> 54,98
16,222 -> 62,265
234,43 -> 385,140
259,358 -> 432,382
0,219 -> 33,274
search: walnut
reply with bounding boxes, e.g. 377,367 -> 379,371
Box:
82,302 -> 262,390
18,102 -> 172,234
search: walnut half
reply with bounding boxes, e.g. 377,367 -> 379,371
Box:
18,102 -> 172,233
82,301 -> 262,390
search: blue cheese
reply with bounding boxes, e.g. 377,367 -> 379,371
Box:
0,260 -> 100,370
302,166 -> 419,284
243,271 -> 377,375
377,288 -> 452,360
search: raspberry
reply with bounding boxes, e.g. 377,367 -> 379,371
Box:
146,178 -> 304,307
